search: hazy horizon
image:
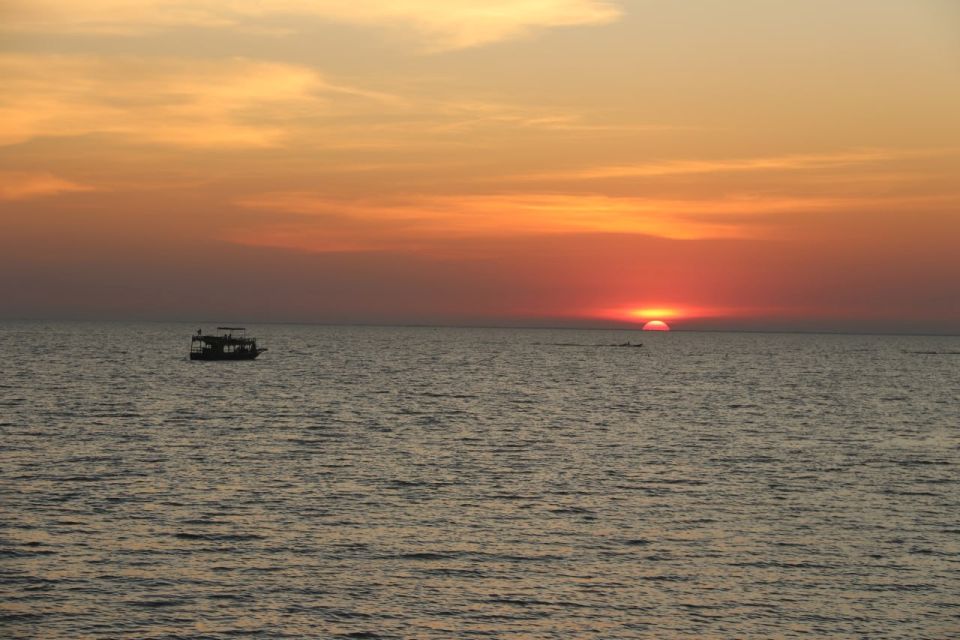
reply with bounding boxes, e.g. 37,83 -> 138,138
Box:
2,316 -> 958,338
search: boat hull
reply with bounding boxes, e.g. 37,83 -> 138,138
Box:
190,349 -> 265,361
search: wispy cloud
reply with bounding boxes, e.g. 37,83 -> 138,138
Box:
0,171 -> 95,200
0,54 -> 393,148
3,1 -> 623,50
518,149 -> 956,181
230,190 -> 866,253
425,101 -> 685,134
0,53 -> 665,152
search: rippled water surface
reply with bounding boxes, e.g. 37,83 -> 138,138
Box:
2,322 -> 959,638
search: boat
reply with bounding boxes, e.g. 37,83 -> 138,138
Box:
190,327 -> 266,361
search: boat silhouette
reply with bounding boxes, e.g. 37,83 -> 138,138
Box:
190,327 -> 266,361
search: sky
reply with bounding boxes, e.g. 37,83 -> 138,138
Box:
1,0 -> 958,332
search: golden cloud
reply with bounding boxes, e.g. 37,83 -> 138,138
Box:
517,149 -> 929,181
0,53 -> 621,152
3,0 -> 623,50
0,54 -> 386,148
230,191 -> 860,253
0,171 -> 95,200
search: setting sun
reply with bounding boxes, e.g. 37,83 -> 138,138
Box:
642,320 -> 671,331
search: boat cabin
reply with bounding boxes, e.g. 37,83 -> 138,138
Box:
190,327 -> 266,361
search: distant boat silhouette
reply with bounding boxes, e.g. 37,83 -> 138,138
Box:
190,327 -> 266,361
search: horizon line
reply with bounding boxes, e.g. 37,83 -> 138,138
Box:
0,316 -> 957,338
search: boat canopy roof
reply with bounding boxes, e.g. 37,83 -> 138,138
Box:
218,326 -> 245,330
195,334 -> 256,344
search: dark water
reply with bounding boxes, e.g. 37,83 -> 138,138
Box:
2,322 -> 959,638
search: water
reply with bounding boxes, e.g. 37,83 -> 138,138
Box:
2,322 -> 959,638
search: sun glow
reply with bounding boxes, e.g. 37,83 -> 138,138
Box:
627,307 -> 681,320
591,305 -> 690,325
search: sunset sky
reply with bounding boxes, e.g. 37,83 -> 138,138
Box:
1,0 -> 958,332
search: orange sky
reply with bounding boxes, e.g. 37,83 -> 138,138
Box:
1,1 -> 958,331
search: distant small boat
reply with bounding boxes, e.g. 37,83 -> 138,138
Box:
190,327 -> 266,361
